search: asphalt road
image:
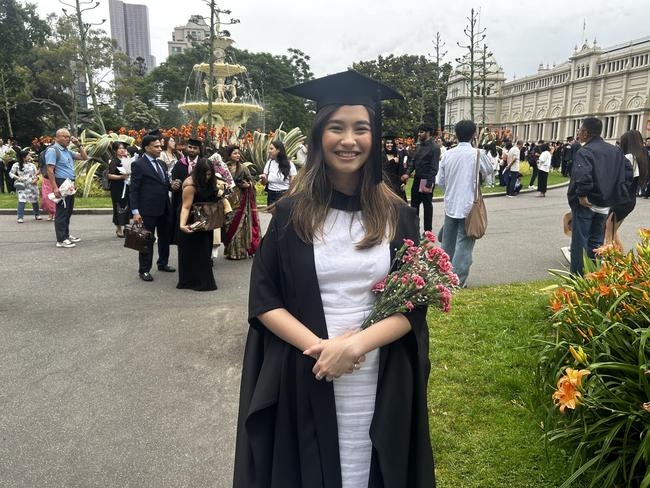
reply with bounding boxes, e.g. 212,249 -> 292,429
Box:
0,188 -> 647,487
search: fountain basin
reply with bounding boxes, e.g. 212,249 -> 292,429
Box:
178,101 -> 263,131
193,63 -> 247,78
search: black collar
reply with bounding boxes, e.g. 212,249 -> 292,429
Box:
329,190 -> 361,211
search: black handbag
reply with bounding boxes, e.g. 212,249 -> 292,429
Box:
116,204 -> 130,226
124,223 -> 155,253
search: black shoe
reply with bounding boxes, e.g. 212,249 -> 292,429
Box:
139,272 -> 154,282
157,265 -> 176,272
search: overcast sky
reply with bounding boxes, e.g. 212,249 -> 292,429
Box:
36,0 -> 650,80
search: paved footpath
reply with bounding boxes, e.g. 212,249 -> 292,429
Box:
0,188 -> 647,487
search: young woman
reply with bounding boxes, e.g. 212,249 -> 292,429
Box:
260,140 -> 297,205
177,159 -> 221,291
536,143 -> 553,197
381,137 -> 407,200
107,142 -> 131,237
484,141 -> 499,188
605,129 -> 649,248
223,145 -> 260,260
9,149 -> 41,223
160,136 -> 180,171
234,70 -> 435,488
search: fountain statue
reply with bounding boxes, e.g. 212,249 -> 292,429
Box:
178,24 -> 262,137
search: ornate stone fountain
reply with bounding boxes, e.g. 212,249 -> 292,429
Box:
178,33 -> 263,135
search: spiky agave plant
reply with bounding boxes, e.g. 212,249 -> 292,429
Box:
73,130 -> 137,197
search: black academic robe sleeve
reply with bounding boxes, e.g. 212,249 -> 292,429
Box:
234,199 -> 436,488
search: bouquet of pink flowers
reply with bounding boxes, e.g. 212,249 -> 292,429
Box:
360,231 -> 459,330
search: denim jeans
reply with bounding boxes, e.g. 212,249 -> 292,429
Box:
18,201 -> 39,219
570,205 -> 607,275
441,214 -> 476,287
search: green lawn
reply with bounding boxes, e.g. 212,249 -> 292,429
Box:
0,193 -> 112,209
428,281 -> 579,488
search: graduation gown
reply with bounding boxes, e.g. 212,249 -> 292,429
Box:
233,193 -> 436,488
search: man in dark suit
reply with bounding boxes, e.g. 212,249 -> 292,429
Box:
129,135 -> 176,281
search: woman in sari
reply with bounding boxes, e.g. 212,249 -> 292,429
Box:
223,145 -> 260,260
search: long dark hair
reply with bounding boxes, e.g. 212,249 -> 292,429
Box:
484,141 -> 498,157
17,149 -> 29,171
620,130 -> 648,187
191,159 -> 216,192
383,139 -> 398,156
288,104 -> 402,250
270,140 -> 291,180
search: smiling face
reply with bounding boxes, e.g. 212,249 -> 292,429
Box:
321,105 -> 372,179
116,144 -> 128,158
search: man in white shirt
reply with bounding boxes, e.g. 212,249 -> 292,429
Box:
436,120 -> 492,287
506,140 -> 523,197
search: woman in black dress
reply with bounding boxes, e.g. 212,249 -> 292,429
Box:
177,159 -> 219,291
107,142 -> 131,237
234,70 -> 435,488
381,137 -> 407,201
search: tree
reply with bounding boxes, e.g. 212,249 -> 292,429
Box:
455,8 -> 486,121
123,99 -> 159,130
59,0 -> 107,132
0,0 -> 50,138
353,54 -> 449,136
477,44 -> 497,127
431,32 -> 448,133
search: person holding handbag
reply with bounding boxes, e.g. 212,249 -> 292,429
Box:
436,120 -> 493,287
9,149 -> 41,223
107,141 -> 132,237
259,140 -> 296,205
177,159 -> 221,291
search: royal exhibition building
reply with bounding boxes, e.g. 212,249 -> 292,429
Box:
444,37 -> 650,142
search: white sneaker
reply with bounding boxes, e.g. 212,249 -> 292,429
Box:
35,215 -> 43,220
56,239 -> 76,248
16,218 -> 23,223
68,235 -> 81,243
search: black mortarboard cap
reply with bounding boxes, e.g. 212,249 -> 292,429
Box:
187,138 -> 203,147
285,69 -> 404,184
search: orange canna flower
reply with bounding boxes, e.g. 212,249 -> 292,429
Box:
550,300 -> 563,312
598,284 -> 611,296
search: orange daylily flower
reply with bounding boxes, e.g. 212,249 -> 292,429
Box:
552,368 -> 590,413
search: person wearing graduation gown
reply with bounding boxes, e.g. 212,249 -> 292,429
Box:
381,136 -> 407,201
234,70 -> 436,488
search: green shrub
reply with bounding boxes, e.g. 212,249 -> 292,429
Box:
536,229 -> 650,487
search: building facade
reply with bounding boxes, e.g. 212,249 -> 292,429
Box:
168,16 -> 210,56
109,0 -> 156,72
444,37 -> 650,142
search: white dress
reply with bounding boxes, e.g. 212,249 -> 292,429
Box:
313,209 -> 390,488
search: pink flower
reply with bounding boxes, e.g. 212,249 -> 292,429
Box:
437,258 -> 453,273
403,238 -> 414,247
372,278 -> 386,293
405,300 -> 415,311
424,231 -> 436,243
447,272 -> 460,286
391,274 -> 399,283
412,274 -> 426,289
400,273 -> 411,285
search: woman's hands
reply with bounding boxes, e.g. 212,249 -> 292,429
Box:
304,331 -> 366,382
180,224 -> 194,234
